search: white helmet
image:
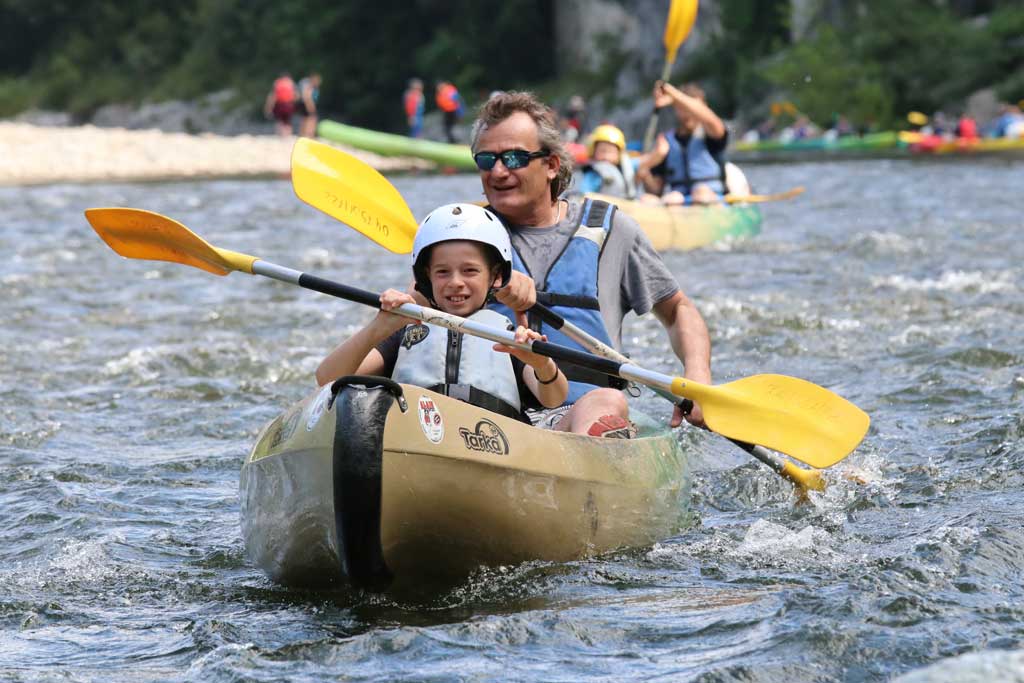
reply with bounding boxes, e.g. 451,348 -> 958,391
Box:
411,203 -> 513,302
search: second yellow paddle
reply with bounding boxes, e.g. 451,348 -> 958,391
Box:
642,0 -> 700,152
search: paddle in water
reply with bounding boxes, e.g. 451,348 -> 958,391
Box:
84,207 -> 870,469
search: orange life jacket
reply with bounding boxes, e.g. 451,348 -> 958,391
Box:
436,84 -> 459,113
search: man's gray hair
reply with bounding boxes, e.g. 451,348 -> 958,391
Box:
470,91 -> 573,201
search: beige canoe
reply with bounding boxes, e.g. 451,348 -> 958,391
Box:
588,192 -> 762,251
240,376 -> 692,591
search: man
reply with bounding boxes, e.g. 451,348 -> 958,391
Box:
473,91 -> 711,436
435,80 -> 464,143
636,81 -> 727,205
296,73 -> 322,138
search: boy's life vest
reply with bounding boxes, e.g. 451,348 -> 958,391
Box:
391,309 -> 526,421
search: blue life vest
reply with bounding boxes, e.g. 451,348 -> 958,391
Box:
392,309 -> 526,421
663,128 -> 725,195
490,198 -> 623,405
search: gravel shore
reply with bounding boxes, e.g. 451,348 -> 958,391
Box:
0,123 -> 433,186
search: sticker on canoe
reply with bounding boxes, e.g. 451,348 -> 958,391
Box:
459,419 -> 509,455
417,395 -> 444,443
306,384 -> 333,431
269,408 -> 300,450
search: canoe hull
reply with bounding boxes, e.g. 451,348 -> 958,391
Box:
241,378 -> 691,590
587,193 -> 762,251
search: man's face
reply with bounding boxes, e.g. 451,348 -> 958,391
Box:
476,112 -> 558,223
675,99 -> 701,134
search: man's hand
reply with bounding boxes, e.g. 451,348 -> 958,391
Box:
671,399 -> 705,429
493,270 -> 537,328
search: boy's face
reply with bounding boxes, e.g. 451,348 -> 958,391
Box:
427,241 -> 500,317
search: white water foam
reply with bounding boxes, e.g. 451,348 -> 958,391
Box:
872,270 -> 1016,294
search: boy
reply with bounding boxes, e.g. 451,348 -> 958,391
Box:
316,204 -> 567,421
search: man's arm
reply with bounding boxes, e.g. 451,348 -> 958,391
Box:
663,82 -> 726,139
653,290 -> 711,428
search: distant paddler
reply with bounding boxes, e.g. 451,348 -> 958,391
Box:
637,81 -> 731,205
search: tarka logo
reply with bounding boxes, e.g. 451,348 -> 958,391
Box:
459,419 -> 509,455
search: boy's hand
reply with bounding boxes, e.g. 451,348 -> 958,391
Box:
493,326 -> 552,369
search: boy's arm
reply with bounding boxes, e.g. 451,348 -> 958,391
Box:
494,327 -> 568,409
315,289 -> 412,386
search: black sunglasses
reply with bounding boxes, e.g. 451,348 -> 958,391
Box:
473,149 -> 550,171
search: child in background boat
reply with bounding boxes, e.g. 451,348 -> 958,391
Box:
315,204 -> 568,422
576,124 -> 639,199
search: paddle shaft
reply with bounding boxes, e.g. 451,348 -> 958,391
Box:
529,300 -> 825,491
253,260 -> 683,398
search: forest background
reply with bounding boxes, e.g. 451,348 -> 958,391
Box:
1,0 -> 1021,137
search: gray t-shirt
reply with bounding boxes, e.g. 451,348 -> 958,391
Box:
504,199 -> 680,349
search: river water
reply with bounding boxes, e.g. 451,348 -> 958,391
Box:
2,157 -> 1022,682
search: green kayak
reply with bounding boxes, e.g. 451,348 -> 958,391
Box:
317,120 -> 476,171
731,131 -> 900,162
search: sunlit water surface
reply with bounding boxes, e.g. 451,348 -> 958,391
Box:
1,157 -> 1022,682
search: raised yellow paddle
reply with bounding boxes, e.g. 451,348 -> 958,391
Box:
291,137 -> 417,254
84,207 -> 870,471
642,0 -> 700,152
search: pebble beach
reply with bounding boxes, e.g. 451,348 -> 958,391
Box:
0,122 -> 432,186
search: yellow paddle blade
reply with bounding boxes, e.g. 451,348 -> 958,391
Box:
291,137 -> 418,254
84,208 -> 257,276
725,186 -> 805,205
671,374 -> 870,468
664,0 -> 699,57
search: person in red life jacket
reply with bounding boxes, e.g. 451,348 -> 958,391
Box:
435,80 -> 464,143
263,72 -> 296,137
296,73 -> 322,138
470,91 -> 712,437
956,114 -> 979,141
403,78 -> 425,138
637,81 -> 728,205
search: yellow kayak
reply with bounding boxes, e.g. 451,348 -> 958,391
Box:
587,193 -> 762,251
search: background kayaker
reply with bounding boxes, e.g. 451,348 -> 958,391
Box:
636,81 -> 728,205
471,91 -> 711,436
435,80 -> 464,143
575,123 -> 639,199
403,78 -> 425,138
296,72 -> 322,138
263,71 -> 296,137
315,203 -> 568,420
